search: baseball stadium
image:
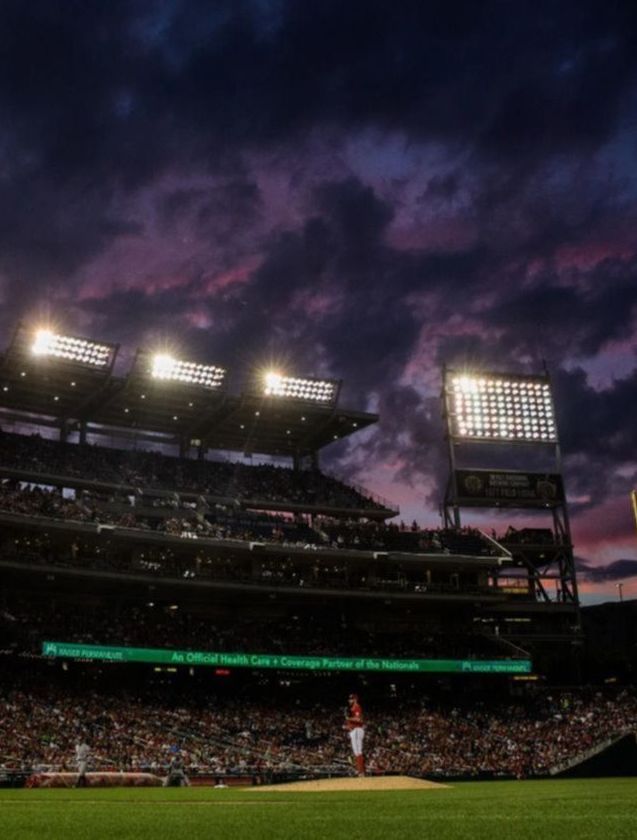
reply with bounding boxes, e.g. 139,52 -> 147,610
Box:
1,325 -> 636,840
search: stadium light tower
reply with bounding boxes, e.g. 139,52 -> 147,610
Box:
442,366 -> 578,608
31,328 -> 115,369
261,370 -> 340,405
150,353 -> 226,390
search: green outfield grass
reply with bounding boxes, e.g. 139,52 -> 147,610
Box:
1,778 -> 636,840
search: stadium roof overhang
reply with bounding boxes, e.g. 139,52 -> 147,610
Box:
0,327 -> 378,458
0,386 -> 377,458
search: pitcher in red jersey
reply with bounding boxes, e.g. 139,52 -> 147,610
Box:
346,693 -> 365,776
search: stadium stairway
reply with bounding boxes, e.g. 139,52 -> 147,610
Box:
549,731 -> 637,778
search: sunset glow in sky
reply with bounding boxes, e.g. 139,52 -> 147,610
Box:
0,1 -> 636,603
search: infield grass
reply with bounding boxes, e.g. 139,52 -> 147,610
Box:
1,777 -> 636,840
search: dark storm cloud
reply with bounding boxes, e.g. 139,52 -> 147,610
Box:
2,0 -> 636,187
0,174 -> 142,341
420,174 -> 461,205
312,178 -> 394,279
73,167 -> 490,402
157,179 -> 263,243
554,367 -> 637,464
154,176 -> 409,390
196,181 -> 262,232
187,174 -> 457,497
0,0 -> 633,292
577,558 -> 637,582
203,176 -> 425,395
0,1 -> 168,186
484,264 -> 637,359
77,287 -> 196,353
357,387 -> 447,497
159,0 -> 637,158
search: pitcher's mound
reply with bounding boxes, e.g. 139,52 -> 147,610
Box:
255,775 -> 449,792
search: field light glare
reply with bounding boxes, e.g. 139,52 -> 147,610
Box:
264,371 -> 283,392
449,373 -> 557,442
263,370 -> 337,403
31,329 -> 111,367
151,353 -> 225,389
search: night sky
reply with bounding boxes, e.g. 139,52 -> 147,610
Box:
0,1 -> 636,602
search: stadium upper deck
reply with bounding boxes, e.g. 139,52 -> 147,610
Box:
0,420 -> 512,612
0,430 -> 392,516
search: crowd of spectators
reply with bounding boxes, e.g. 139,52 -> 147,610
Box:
315,518 -> 498,556
1,597 -> 503,662
0,430 -> 504,561
0,478 -> 499,564
369,689 -> 637,778
498,527 -> 558,546
1,677 -> 635,779
0,431 -> 389,512
0,478 -> 324,545
0,481 -> 92,522
1,528 -> 492,597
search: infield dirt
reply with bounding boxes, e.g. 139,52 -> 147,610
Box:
254,775 -> 449,791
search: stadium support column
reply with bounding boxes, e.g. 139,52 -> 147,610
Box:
444,435 -> 461,529
441,366 -> 461,529
79,421 -> 87,445
310,450 -> 320,471
553,437 -> 581,629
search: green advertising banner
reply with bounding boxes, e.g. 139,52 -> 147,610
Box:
42,641 -> 531,675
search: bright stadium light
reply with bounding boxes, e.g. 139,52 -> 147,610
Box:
263,370 -> 338,404
151,353 -> 225,389
31,329 -> 112,368
448,372 -> 557,442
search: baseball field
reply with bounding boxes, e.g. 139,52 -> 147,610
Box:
1,777 -> 636,840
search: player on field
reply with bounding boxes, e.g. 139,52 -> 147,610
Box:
346,693 -> 365,776
164,751 -> 190,787
74,740 -> 90,787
